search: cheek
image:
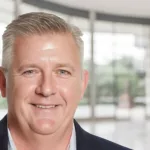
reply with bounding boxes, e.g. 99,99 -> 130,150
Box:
57,79 -> 82,104
7,76 -> 37,103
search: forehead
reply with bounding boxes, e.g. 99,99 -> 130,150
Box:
12,33 -> 81,67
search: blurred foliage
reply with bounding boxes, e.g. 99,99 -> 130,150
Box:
0,97 -> 7,108
84,56 -> 145,104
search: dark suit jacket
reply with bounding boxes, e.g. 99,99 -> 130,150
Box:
0,116 -> 132,150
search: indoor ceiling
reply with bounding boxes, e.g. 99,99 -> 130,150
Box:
47,0 -> 150,18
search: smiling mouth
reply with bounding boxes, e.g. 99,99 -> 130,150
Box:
32,104 -> 58,109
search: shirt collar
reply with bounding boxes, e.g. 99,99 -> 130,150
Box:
69,123 -> 76,150
8,128 -> 16,150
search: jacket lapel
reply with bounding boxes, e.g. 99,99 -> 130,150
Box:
0,115 -> 8,150
74,120 -> 91,150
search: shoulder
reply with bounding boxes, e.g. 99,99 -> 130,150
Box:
74,120 -> 132,150
82,129 -> 131,150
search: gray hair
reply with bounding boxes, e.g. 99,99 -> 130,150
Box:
2,12 -> 84,71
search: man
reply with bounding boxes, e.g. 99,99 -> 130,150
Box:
0,12 -> 131,150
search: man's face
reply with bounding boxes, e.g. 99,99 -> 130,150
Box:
1,33 -> 88,135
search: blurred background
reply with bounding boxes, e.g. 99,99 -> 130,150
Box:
1,0 -> 150,149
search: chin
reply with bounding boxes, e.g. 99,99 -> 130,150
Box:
34,127 -> 56,135
31,118 -> 59,135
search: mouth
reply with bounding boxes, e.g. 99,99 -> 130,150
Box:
31,104 -> 59,109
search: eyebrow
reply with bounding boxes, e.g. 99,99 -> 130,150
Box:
17,63 -> 75,72
55,63 -> 75,72
17,64 -> 40,72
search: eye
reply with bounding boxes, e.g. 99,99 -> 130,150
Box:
22,70 -> 38,77
57,69 -> 71,77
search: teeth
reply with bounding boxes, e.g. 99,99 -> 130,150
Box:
35,105 -> 56,109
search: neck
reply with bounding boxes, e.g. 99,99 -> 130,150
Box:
8,115 -> 73,150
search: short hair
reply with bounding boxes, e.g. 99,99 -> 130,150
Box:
2,12 -> 84,71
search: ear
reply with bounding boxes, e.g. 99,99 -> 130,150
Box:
81,70 -> 89,99
0,67 -> 6,97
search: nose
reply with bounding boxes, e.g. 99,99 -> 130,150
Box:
35,73 -> 57,97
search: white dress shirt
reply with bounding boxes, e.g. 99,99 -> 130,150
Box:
8,124 -> 76,150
